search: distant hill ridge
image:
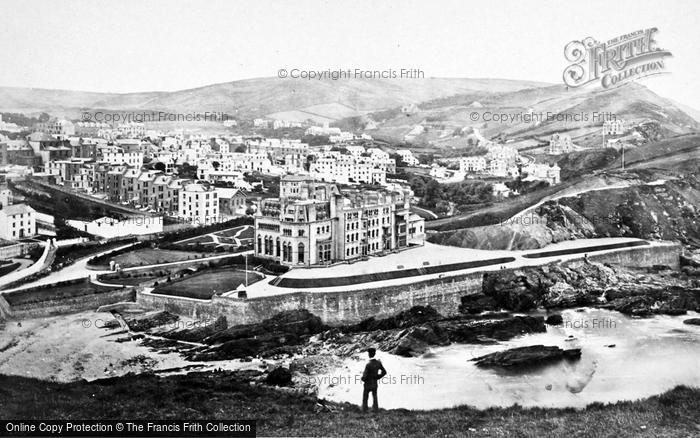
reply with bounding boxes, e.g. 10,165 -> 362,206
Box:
0,77 -> 549,119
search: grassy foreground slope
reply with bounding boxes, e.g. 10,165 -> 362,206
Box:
1,373 -> 698,437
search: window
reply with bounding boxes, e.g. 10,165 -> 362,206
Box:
298,243 -> 305,264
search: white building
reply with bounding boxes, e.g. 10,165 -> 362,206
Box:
459,156 -> 487,173
179,183 -> 220,225
549,134 -> 573,155
310,153 -> 391,185
102,151 -> 144,168
253,119 -> 269,128
328,132 -> 354,143
0,204 -> 36,240
305,125 -> 341,136
489,159 -> 508,177
603,119 -> 626,136
345,145 -> 366,157
395,149 -> 419,166
487,144 -> 518,162
429,165 -> 466,184
523,163 -> 561,185
67,216 -> 164,239
37,119 -> 75,137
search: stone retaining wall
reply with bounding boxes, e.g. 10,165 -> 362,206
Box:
137,242 -> 682,325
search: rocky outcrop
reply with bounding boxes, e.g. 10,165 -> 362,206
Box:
311,309 -> 546,358
265,367 -> 292,386
180,310 -> 327,361
124,311 -> 179,332
458,294 -> 499,314
480,260 -> 700,315
545,314 -> 563,325
348,306 -> 441,332
471,345 -> 581,368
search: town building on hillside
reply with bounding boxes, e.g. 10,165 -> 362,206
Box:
395,149 -> 419,166
27,132 -> 72,165
179,183 -> 220,225
0,203 -> 36,240
0,184 -> 12,207
523,163 -> 561,185
36,119 -> 75,137
603,119 -> 626,136
254,175 -> 424,267
548,133 -> 573,154
101,151 -> 144,168
46,159 -> 85,185
216,188 -> 248,216
489,158 -> 508,177
459,156 -> 487,172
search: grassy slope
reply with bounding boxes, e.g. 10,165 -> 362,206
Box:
0,373 -> 698,437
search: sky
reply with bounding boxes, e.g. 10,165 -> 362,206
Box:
1,0 -> 698,108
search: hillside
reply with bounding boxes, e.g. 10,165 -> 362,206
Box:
0,372 -> 697,437
0,77 -> 548,120
428,134 -> 700,250
369,83 -> 700,149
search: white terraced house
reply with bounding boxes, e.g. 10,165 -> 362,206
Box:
179,183 -> 220,225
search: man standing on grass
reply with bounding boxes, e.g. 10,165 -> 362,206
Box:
361,347 -> 387,412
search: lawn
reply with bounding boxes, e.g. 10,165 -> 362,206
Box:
214,225 -> 248,238
181,235 -> 216,245
151,268 -> 261,299
237,226 -> 254,240
111,249 -> 213,268
0,261 -> 20,277
3,281 -> 119,306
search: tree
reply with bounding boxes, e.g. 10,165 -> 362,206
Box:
154,162 -> 166,172
422,179 -> 443,208
178,162 -> 198,179
212,161 -> 221,170
390,153 -> 409,168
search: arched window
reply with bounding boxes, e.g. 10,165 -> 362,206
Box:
276,237 -> 280,257
282,242 -> 288,262
257,235 -> 262,254
264,236 -> 270,255
298,243 -> 305,264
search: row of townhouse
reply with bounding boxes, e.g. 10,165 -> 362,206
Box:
197,152 -> 274,180
78,164 -> 190,215
309,153 -> 392,185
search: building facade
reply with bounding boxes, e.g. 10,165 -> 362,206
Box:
254,175 -> 424,267
0,203 -> 36,240
179,183 -> 220,225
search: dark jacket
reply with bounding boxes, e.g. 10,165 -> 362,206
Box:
361,358 -> 387,388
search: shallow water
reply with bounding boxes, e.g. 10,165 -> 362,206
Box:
317,308 -> 700,409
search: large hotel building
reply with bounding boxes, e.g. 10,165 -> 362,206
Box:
254,175 -> 425,267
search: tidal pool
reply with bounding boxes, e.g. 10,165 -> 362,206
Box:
317,308 -> 700,409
